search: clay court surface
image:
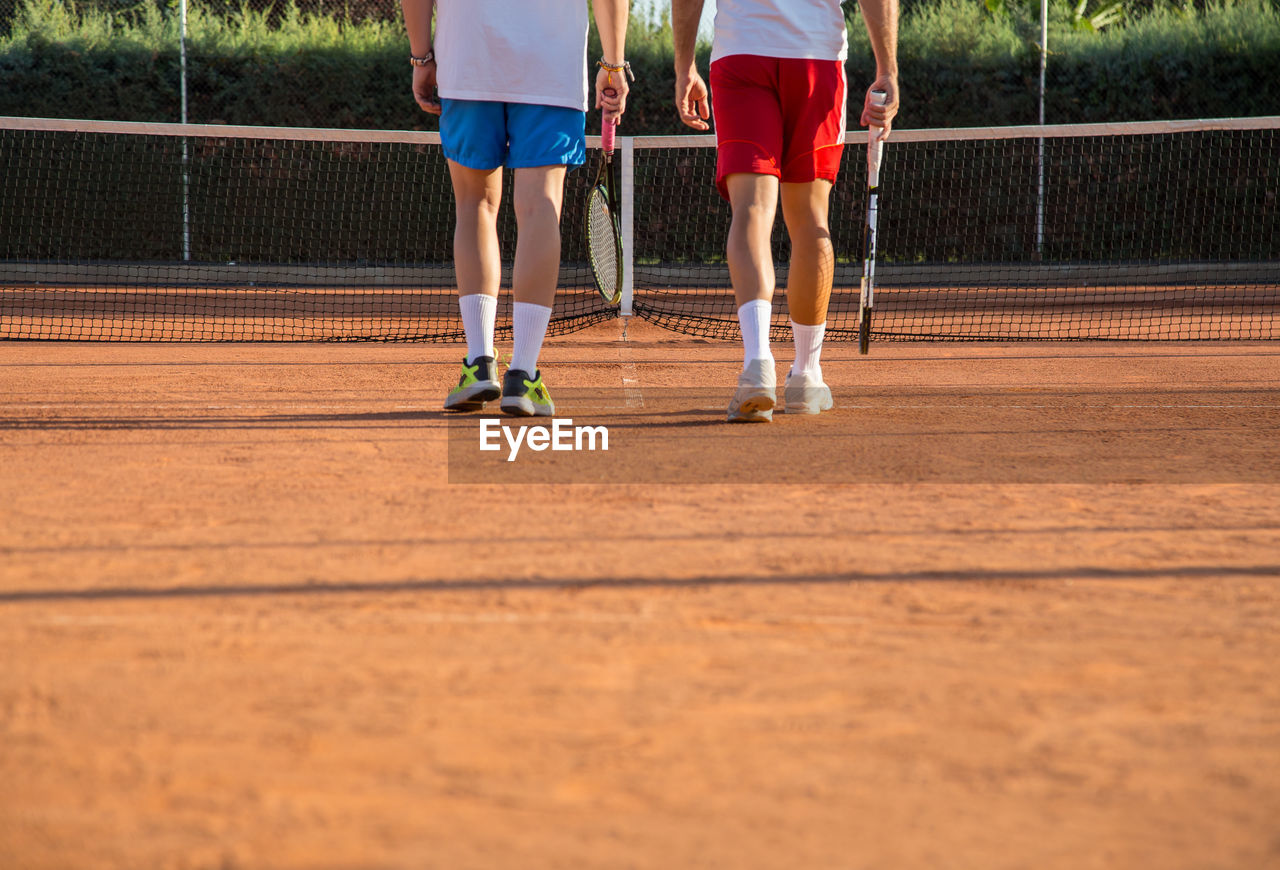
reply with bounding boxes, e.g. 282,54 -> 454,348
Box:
2,320 -> 1279,869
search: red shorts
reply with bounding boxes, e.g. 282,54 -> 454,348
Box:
709,54 -> 847,201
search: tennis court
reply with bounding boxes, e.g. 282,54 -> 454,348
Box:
2,114 -> 1279,867
3,321 -> 1279,868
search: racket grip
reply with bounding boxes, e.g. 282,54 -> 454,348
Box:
601,88 -> 617,154
867,89 -> 887,183
869,88 -> 888,122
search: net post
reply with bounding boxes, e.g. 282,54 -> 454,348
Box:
1036,0 -> 1047,259
620,134 -> 635,318
180,0 -> 190,262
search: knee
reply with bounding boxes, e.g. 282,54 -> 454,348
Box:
786,214 -> 832,248
452,177 -> 501,217
514,191 -> 561,228
730,202 -> 777,242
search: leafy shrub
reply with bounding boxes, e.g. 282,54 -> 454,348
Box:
1,0 -> 1278,129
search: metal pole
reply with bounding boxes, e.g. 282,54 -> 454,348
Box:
620,135 -> 635,318
180,0 -> 191,261
1036,0 -> 1047,257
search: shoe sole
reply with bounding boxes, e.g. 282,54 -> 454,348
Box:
500,397 -> 554,417
728,394 -> 775,423
445,382 -> 500,412
784,388 -> 833,415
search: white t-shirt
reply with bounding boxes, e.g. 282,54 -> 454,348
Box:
435,0 -> 591,111
711,0 -> 849,63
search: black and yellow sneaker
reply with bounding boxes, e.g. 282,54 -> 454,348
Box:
500,368 -> 554,417
444,356 -> 501,412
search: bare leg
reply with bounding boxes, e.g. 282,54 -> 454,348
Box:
723,173 -> 780,421
511,165 -> 567,308
442,160 -> 504,409
778,180 -> 835,413
780,179 -> 835,326
447,160 -> 503,298
725,173 -> 780,308
507,165 -> 568,382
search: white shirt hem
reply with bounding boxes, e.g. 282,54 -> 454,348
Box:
438,88 -> 587,114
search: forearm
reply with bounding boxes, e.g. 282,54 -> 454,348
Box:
671,0 -> 705,72
591,0 -> 628,65
857,0 -> 899,78
402,0 -> 435,57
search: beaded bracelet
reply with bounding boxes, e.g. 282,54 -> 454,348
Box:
596,58 -> 636,82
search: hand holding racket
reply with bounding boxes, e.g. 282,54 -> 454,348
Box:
587,89 -> 623,305
595,74 -> 627,127
858,89 -> 888,355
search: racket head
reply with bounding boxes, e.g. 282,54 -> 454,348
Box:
586,183 -> 622,305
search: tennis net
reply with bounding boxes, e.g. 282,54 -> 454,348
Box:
630,117 -> 1280,341
1,115 -> 1277,342
0,118 -> 613,341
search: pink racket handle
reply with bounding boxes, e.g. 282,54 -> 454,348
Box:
601,88 -> 617,154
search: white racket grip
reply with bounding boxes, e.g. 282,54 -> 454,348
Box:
867,89 -> 887,187
867,193 -> 879,281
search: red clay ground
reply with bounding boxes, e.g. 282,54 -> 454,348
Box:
1,319 -> 1278,870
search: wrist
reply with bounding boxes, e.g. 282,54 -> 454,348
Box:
597,57 -> 635,81
409,49 -> 434,67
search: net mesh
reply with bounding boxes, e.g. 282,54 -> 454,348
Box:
1,117 -> 1277,342
633,121 -> 1280,341
0,122 -> 611,341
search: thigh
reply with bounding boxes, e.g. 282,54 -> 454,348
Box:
447,160 -> 503,211
504,103 -> 587,169
512,165 -> 568,218
440,99 -> 508,171
777,59 -> 846,185
710,54 -> 785,201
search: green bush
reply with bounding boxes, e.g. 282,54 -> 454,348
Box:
1044,0 -> 1280,120
1,0 -> 1278,128
844,0 -> 1280,126
0,0 -> 423,126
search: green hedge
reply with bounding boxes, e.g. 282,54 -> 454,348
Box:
1041,1 -> 1280,122
2,0 -> 1279,130
0,0 -> 425,127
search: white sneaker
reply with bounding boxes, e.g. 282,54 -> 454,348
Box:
784,368 -> 833,415
727,358 -> 776,423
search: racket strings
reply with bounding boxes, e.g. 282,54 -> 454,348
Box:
587,186 -> 620,301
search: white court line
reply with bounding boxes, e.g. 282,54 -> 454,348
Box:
835,403 -> 1280,409
28,611 -> 658,626
22,608 -> 880,629
618,329 -> 644,409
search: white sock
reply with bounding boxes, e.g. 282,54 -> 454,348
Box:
459,293 -> 496,363
790,320 -> 825,377
510,301 -> 552,374
737,299 -> 774,369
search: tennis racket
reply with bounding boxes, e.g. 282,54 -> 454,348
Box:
858,89 -> 888,355
587,89 -> 623,306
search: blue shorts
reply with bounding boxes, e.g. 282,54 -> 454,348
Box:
440,99 -> 586,170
